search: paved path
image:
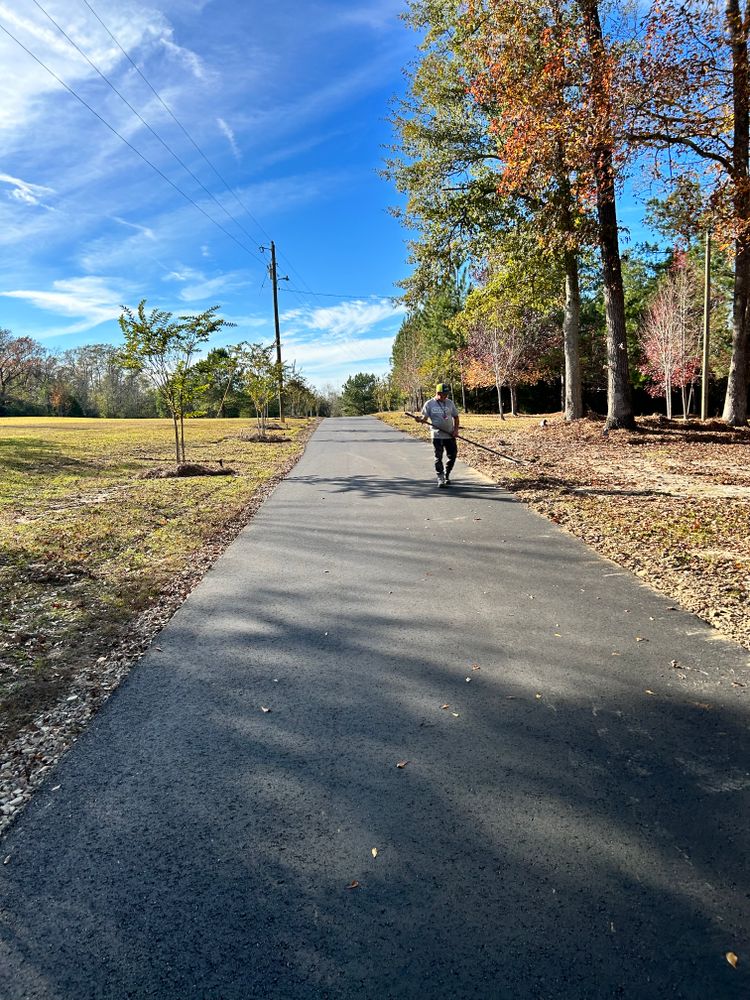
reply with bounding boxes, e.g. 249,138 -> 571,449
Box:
1,417 -> 749,999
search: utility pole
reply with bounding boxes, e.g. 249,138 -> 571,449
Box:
701,230 -> 711,420
261,241 -> 289,423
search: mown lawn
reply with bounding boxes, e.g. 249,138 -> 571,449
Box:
0,417 -> 315,745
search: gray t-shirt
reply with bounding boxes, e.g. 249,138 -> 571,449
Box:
421,397 -> 458,439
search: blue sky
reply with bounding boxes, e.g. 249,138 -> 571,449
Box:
0,0 -> 416,389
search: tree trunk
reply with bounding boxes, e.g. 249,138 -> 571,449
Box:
179,412 -> 186,463
510,383 -> 518,415
580,0 -> 634,430
172,414 -> 180,465
555,156 -> 584,421
496,382 -> 505,420
563,249 -> 583,420
723,0 -> 750,424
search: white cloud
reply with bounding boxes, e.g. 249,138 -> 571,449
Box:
0,275 -> 125,333
162,265 -> 247,302
160,36 -> 211,81
276,298 -> 404,380
217,117 -> 240,160
112,217 -> 155,239
0,172 -> 55,208
0,2 -> 172,132
283,334 -> 396,372
281,298 -> 404,339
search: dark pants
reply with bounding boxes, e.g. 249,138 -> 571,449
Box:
433,437 -> 457,477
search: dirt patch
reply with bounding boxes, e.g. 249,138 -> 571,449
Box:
238,432 -> 292,443
139,462 -> 236,479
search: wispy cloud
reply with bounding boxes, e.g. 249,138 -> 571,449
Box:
0,275 -> 125,334
336,1 -> 405,31
283,334 -> 396,372
217,117 -> 240,160
162,265 -> 248,302
0,172 -> 55,208
278,298 -> 404,382
160,36 -> 211,81
282,298 -> 404,339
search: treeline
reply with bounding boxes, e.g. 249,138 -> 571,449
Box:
384,0 -> 749,426
0,332 -> 157,418
0,322 -> 332,421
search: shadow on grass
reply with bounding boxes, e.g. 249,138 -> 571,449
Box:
0,437 -> 99,474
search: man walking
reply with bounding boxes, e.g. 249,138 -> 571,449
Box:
419,383 -> 459,487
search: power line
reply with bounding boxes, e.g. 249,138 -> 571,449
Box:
31,0 -> 268,263
81,0 -> 270,243
80,0 -> 326,307
0,19 -> 266,267
282,288 -> 397,300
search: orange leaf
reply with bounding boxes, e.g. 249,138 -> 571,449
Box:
345,880 -> 360,890
726,952 -> 738,968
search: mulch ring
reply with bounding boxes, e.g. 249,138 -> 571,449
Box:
238,432 -> 292,443
139,463 -> 236,479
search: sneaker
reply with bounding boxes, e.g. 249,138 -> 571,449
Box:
436,472 -> 446,487
444,476 -> 452,487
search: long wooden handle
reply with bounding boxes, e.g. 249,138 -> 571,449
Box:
403,412 -> 526,466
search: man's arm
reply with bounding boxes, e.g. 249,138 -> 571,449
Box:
452,405 -> 460,437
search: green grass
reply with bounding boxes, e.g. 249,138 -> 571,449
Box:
0,416 -> 315,743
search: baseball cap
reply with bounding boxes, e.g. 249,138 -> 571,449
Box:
435,382 -> 450,394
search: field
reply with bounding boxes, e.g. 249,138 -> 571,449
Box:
0,416 -> 315,818
381,411 -> 750,655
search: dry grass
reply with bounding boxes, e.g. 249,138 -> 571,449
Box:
0,416 -> 315,747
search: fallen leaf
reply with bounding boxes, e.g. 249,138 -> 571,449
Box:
3,856 -> 10,865
441,704 -> 450,710
396,760 -> 409,769
465,677 -> 472,683
670,659 -> 680,669
154,646 -> 163,651
472,664 -> 481,671
726,952 -> 738,969
261,706 -> 271,713
612,652 -> 621,657
535,693 -> 542,699
554,633 -> 562,637
451,712 -> 460,717
635,637 -> 648,642
371,848 -> 378,858
345,880 -> 360,890
731,680 -> 746,688
645,689 -> 655,696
